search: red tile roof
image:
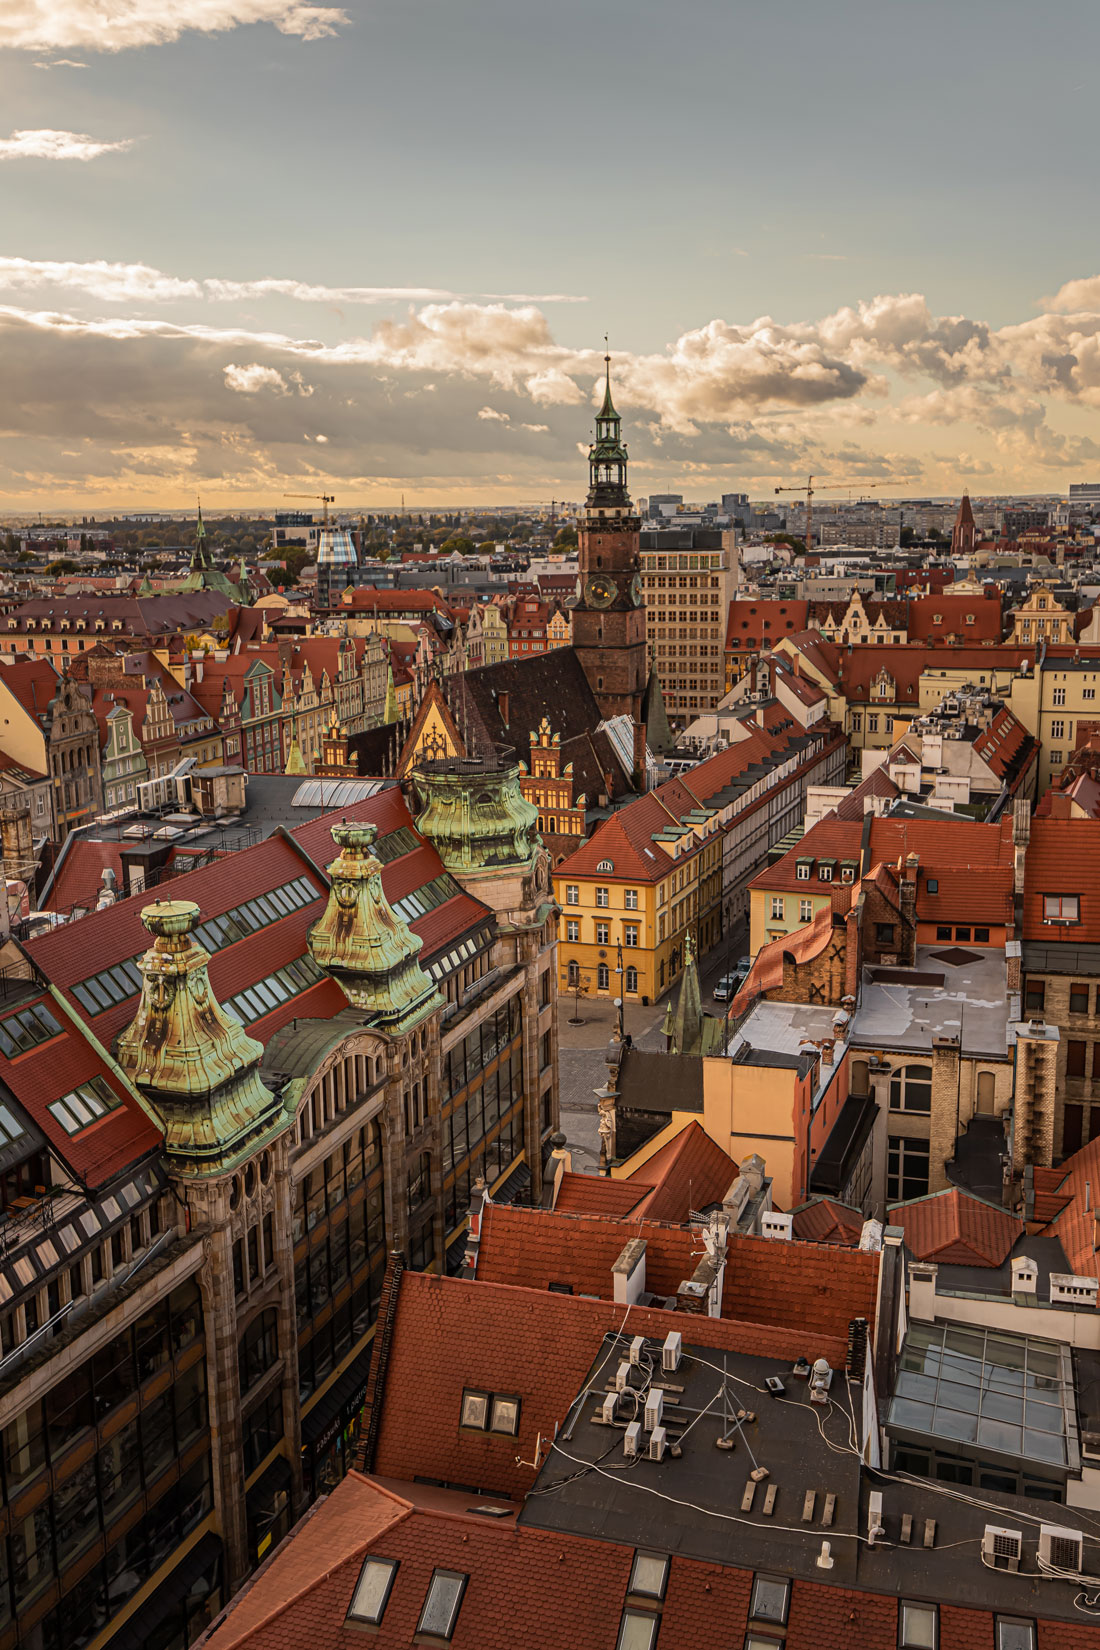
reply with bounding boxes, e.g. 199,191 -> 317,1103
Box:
790,1197 -> 865,1246
0,657 -> 59,721
619,1120 -> 738,1222
906,590 -> 1003,644
725,599 -> 809,652
1023,817 -> 1100,943
888,1187 -> 1022,1267
1036,1133 -> 1100,1279
553,1172 -> 644,1216
473,1205 -> 878,1342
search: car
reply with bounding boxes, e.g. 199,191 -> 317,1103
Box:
712,972 -> 742,1003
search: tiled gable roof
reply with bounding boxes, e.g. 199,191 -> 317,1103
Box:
1037,1133 -> 1100,1279
725,599 -> 809,651
1023,817 -> 1100,943
616,1120 -> 738,1222
553,1172 -> 644,1216
789,1197 -> 865,1246
888,1186 -> 1022,1267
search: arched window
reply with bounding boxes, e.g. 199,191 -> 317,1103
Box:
625,967 -> 638,994
889,1064 -> 932,1113
597,963 -> 610,991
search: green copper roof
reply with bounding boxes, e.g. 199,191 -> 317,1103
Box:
597,354 -> 617,421
117,899 -> 287,1177
413,751 -> 539,877
308,821 -> 442,1033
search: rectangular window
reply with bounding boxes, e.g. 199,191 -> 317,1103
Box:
624,888 -> 639,910
995,1618 -> 1035,1650
770,896 -> 784,921
799,900 -> 813,923
617,1613 -> 660,1650
974,927 -> 990,943
1067,1041 -> 1087,1078
955,927 -> 971,942
417,1571 -> 468,1640
888,1137 -> 930,1203
595,887 -> 609,908
1071,983 -> 1091,1014
624,925 -> 639,948
899,1600 -> 938,1648
1025,979 -> 1045,1012
48,1075 -> 122,1135
346,1557 -> 399,1627
749,1574 -> 790,1625
565,885 -> 579,905
936,925 -> 951,940
1044,894 -> 1079,923
566,921 -> 580,943
596,923 -> 610,945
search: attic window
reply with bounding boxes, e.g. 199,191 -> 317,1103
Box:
796,860 -> 811,881
927,878 -> 938,893
628,1551 -> 669,1603
1043,894 -> 1079,924
345,1555 -> 398,1626
460,1388 -> 520,1435
818,861 -> 834,883
49,1075 -> 122,1135
417,1570 -> 468,1640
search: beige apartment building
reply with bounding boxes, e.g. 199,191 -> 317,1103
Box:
639,528 -> 737,725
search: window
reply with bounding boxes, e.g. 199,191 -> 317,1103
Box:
899,1601 -> 937,1648
749,1574 -> 790,1624
796,861 -> 811,880
954,927 -> 971,942
565,920 -> 580,943
927,878 -> 938,894
566,885 -> 579,905
346,1556 -> 398,1626
224,954 -> 325,1026
0,1001 -> 62,1058
1025,979 -> 1045,1012
625,967 -> 638,993
617,1612 -> 660,1650
596,923 -> 610,945
598,963 -> 610,990
1051,719 -> 1065,740
888,1136 -> 930,1202
770,897 -> 785,921
417,1570 -> 468,1640
1053,686 -> 1065,706
624,925 -> 639,948
237,1308 -> 279,1393
936,925 -> 951,941
49,1075 -> 122,1134
974,927 -> 990,943
876,923 -> 895,947
567,960 -> 580,986
889,1065 -> 932,1113
799,900 -> 813,923
628,1551 -> 669,1602
1067,1041 -> 1087,1078
624,888 -> 638,909
818,863 -> 833,882
1071,983 -> 1091,1014
596,887 -> 609,908
995,1619 -> 1035,1650
1044,895 -> 1079,923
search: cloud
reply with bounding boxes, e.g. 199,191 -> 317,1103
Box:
0,128 -> 134,162
33,57 -> 87,67
477,406 -> 509,422
223,362 -> 289,394
1041,275 -> 1100,313
0,1 -> 349,52
0,257 -> 586,309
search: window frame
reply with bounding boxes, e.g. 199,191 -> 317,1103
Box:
749,1573 -> 791,1626
994,1617 -> 1036,1650
627,1550 -> 670,1604
616,1609 -> 661,1650
899,1600 -> 938,1649
416,1569 -> 468,1641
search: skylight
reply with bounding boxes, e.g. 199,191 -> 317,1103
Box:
416,1570 -> 467,1640
344,1555 -> 398,1626
0,1102 -> 28,1150
0,1001 -> 62,1058
49,1075 -> 122,1135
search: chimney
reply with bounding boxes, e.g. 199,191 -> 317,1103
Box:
1011,1254 -> 1038,1305
612,1238 -> 647,1305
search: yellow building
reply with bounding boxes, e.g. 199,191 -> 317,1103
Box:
1005,583 -> 1075,647
554,791 -> 724,1004
546,605 -> 571,649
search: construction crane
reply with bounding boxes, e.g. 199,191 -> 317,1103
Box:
774,476 -> 882,552
283,492 -> 334,525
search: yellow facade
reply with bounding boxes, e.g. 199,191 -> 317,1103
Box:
701,1056 -> 798,1208
555,833 -> 724,1004
748,884 -> 833,957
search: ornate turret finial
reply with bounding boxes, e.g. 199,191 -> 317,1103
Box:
588,340 -> 628,508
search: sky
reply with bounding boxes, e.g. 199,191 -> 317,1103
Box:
4,0 -> 1100,511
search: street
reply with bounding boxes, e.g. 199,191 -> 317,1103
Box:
554,918 -> 749,1175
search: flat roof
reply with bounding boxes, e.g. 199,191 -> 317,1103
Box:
851,944 -> 1013,1058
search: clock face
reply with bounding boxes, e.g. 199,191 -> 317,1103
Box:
584,574 -> 616,609
630,572 -> 643,607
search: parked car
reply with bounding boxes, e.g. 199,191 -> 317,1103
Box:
712,972 -> 740,1003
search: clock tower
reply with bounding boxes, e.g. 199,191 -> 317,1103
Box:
572,354 -> 648,731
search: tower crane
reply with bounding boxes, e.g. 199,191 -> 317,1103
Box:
283,492 -> 335,525
774,476 -> 882,552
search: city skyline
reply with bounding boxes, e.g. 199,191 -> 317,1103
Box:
4,0 -> 1100,506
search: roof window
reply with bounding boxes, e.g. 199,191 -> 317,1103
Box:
627,1551 -> 669,1603
617,1611 -> 660,1650
345,1555 -> 398,1626
49,1074 -> 122,1135
460,1388 -> 520,1435
416,1569 -> 468,1640
0,1001 -> 63,1058
0,1102 -> 28,1150
750,1573 -> 791,1625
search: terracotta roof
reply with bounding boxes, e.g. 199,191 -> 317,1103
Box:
616,1120 -> 738,1222
888,1186 -> 1022,1267
473,1205 -> 878,1341
906,591 -> 1002,644
725,599 -> 809,651
1023,817 -> 1100,943
731,901 -> 841,1014
1037,1133 -> 1100,1278
1030,1165 -> 1075,1226
834,764 -> 901,819
790,1196 -> 865,1246
0,657 -> 59,722
553,1172 -> 644,1216
973,707 -> 1031,781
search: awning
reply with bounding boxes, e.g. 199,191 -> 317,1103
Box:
810,1092 -> 878,1198
103,1533 -> 222,1650
300,1341 -> 374,1453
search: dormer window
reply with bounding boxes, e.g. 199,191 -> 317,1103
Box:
796,860 -> 811,881
841,863 -> 857,883
818,861 -> 834,883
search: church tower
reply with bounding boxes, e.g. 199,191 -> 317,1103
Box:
951,490 -> 977,555
572,354 -> 648,731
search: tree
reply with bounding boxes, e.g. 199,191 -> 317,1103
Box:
45,558 -> 78,575
899,526 -> 916,547
16,550 -> 34,564
553,525 -> 578,549
567,971 -> 590,1026
477,540 -> 497,555
279,548 -> 313,585
439,536 -> 476,557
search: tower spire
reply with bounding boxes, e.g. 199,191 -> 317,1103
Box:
588,340 -> 629,508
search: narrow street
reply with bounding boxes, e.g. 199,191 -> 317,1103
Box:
554,918 -> 749,1173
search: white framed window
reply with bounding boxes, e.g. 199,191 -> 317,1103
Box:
345,1556 -> 398,1627
596,923 -> 610,945
565,884 -> 579,905
796,862 -> 811,880
628,1551 -> 669,1603
625,967 -> 638,993
1044,894 -> 1079,922
995,1619 -> 1035,1650
770,896 -> 784,920
624,888 -> 639,910
596,887 -> 609,907
616,1611 -> 659,1650
597,963 -> 610,990
799,899 -> 813,923
899,1600 -> 938,1649
565,920 -> 580,942
1053,686 -> 1066,705
624,925 -> 639,948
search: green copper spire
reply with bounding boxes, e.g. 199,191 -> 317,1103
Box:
308,821 -> 442,1032
413,749 -> 539,876
117,899 -> 286,1177
597,346 -> 617,422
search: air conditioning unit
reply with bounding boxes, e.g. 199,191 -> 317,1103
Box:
1039,1525 -> 1083,1574
982,1526 -> 1022,1572
644,1390 -> 664,1430
648,1425 -> 667,1461
600,1392 -> 618,1425
615,1362 -> 633,1392
629,1335 -> 647,1366
623,1421 -> 642,1459
662,1331 -> 682,1373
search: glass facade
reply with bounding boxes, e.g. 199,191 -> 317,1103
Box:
442,994 -> 526,1229
0,1278 -> 210,1650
